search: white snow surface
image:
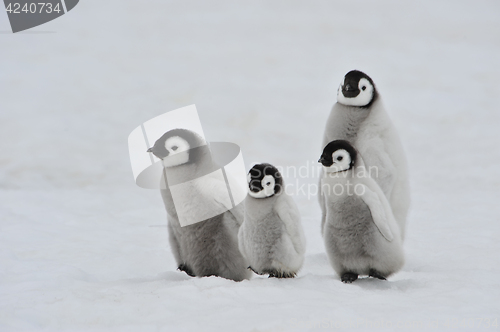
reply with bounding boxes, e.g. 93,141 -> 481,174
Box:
1,0 -> 500,331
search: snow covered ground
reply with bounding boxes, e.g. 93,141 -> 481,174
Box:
1,0 -> 500,331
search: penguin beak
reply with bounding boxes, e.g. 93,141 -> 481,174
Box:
147,148 -> 153,153
318,157 -> 325,164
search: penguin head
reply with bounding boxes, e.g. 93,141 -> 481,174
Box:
147,128 -> 206,168
337,70 -> 378,108
319,140 -> 357,173
247,163 -> 283,198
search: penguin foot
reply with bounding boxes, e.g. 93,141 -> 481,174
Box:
248,266 -> 265,275
368,269 -> 387,280
177,264 -> 195,277
265,269 -> 296,278
341,272 -> 358,283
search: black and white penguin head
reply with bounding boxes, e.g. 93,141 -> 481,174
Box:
147,128 -> 206,168
247,163 -> 283,198
337,70 -> 378,108
319,140 -> 357,173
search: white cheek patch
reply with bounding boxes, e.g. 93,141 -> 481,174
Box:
162,150 -> 189,167
323,149 -> 351,173
261,175 -> 275,196
248,175 -> 276,198
161,136 -> 191,167
337,78 -> 374,107
164,136 -> 190,155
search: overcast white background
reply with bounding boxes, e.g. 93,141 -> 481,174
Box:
1,0 -> 499,331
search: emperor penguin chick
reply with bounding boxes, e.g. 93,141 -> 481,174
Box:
238,163 -> 306,278
148,128 -> 251,281
319,140 -> 404,283
320,70 -> 410,240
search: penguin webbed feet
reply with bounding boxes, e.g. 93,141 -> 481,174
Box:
177,263 -> 195,277
368,269 -> 387,280
266,269 -> 296,279
340,270 -> 387,283
248,266 -> 296,278
248,266 -> 265,275
341,272 -> 358,283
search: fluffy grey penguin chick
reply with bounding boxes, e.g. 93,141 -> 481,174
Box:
320,70 -> 410,241
319,140 -> 404,283
148,128 -> 251,281
238,163 -> 306,278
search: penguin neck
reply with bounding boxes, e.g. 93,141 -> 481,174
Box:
159,145 -> 215,219
245,193 -> 280,219
163,145 -> 217,186
323,168 -> 354,181
357,97 -> 392,134
326,103 -> 372,144
160,173 -> 177,218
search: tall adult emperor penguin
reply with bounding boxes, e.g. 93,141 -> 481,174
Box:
148,128 -> 251,281
320,70 -> 410,240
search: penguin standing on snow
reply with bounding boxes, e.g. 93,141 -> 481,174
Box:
148,128 -> 251,281
319,140 -> 404,283
320,70 -> 410,240
238,163 -> 306,278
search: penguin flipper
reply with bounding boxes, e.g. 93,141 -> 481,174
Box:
361,137 -> 397,195
319,172 -> 327,236
248,266 -> 265,275
358,183 -> 394,242
177,264 -> 195,277
275,195 -> 306,255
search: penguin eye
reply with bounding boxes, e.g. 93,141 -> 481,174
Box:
171,146 -> 178,151
337,156 -> 343,161
361,86 -> 366,91
266,182 -> 271,186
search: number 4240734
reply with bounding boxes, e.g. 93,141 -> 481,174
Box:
6,3 -> 62,14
